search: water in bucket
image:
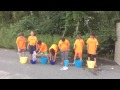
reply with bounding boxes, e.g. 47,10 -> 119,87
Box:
30,60 -> 37,64
64,60 -> 69,67
75,60 -> 83,68
40,57 -> 48,64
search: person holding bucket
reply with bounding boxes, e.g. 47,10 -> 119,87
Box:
73,35 -> 84,64
36,41 -> 48,55
48,44 -> 58,63
16,32 -> 26,58
27,31 -> 38,61
58,37 -> 70,65
86,33 -> 99,67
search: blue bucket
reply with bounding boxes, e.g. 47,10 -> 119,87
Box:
40,57 -> 48,64
50,60 -> 56,65
75,60 -> 83,68
30,60 -> 37,64
64,60 -> 69,67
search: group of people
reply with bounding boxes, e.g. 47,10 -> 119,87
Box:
16,31 -> 99,67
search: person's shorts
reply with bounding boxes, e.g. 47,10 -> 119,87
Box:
88,54 -> 96,58
75,52 -> 82,58
18,49 -> 25,53
29,45 -> 36,54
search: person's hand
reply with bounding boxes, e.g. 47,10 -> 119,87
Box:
60,49 -> 63,52
27,46 -> 29,50
94,50 -> 97,55
18,48 -> 20,52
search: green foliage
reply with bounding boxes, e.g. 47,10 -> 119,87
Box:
0,11 -> 119,60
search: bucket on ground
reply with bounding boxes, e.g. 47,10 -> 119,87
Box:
40,57 -> 48,64
20,57 -> 28,64
64,60 -> 69,67
30,60 -> 37,64
50,60 -> 56,65
75,60 -> 83,68
87,60 -> 95,69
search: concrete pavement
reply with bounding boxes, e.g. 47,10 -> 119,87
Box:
0,48 -> 120,79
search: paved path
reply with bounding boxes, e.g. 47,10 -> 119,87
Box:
0,48 -> 120,79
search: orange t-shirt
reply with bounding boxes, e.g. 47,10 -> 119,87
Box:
74,39 -> 84,53
16,36 -> 26,49
28,36 -> 38,46
38,42 -> 47,53
58,39 -> 70,51
86,38 -> 99,54
49,44 -> 58,54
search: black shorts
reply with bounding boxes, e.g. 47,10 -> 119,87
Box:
88,54 -> 96,58
29,45 -> 36,54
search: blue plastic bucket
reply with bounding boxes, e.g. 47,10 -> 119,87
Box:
50,60 -> 56,65
75,60 -> 83,68
40,57 -> 48,64
30,60 -> 37,64
64,60 -> 69,67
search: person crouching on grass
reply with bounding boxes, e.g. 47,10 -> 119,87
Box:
86,33 -> 99,67
73,35 -> 84,64
48,44 -> 58,63
27,31 -> 38,61
16,32 -> 26,58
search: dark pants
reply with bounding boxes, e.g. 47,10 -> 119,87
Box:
29,45 -> 36,54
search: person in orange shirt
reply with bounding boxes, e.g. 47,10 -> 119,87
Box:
73,35 -> 84,64
27,31 -> 38,60
86,33 -> 99,67
16,32 -> 26,57
36,41 -> 48,54
48,44 -> 58,63
58,37 -> 70,64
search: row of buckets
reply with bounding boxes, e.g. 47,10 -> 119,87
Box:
20,57 -> 96,69
64,60 -> 95,68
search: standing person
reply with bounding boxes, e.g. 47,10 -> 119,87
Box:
16,32 -> 26,58
73,35 -> 84,64
36,41 -> 48,54
86,33 -> 99,67
58,37 -> 70,64
49,44 -> 58,63
27,31 -> 38,60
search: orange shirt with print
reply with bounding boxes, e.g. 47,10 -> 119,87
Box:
16,36 -> 26,49
58,39 -> 70,51
86,38 -> 99,54
74,39 -> 84,53
38,42 -> 47,53
28,36 -> 38,46
49,44 -> 58,54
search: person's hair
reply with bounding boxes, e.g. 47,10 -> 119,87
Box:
50,48 -> 55,56
90,33 -> 95,36
62,37 -> 65,42
38,41 -> 42,45
19,32 -> 24,36
77,34 -> 82,39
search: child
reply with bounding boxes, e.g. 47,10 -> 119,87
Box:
36,41 -> 48,56
58,37 -> 70,64
49,44 -> 58,63
73,35 -> 84,64
16,32 -> 26,58
86,33 -> 99,67
27,31 -> 38,60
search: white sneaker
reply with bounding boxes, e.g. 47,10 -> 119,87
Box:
60,66 -> 68,70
